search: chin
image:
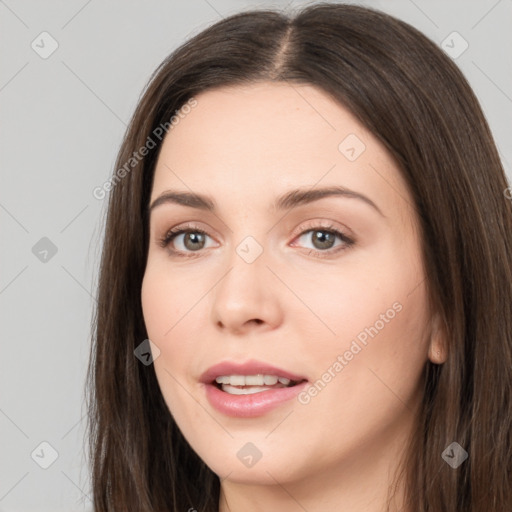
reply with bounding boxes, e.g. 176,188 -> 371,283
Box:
196,441 -> 309,485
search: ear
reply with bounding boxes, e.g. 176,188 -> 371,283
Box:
427,312 -> 448,364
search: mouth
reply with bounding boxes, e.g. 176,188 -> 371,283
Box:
200,360 -> 309,416
212,374 -> 307,395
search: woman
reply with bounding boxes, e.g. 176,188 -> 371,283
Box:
87,3 -> 512,511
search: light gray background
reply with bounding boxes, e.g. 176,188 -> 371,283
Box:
1,1 -> 511,510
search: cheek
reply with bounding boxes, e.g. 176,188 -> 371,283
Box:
296,241 -> 430,386
142,263 -> 177,333
141,261 -> 207,342
140,265 -> 199,379
287,261 -> 416,350
141,267 -> 203,420
292,283 -> 430,463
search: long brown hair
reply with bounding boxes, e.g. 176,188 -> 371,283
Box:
86,3 -> 512,510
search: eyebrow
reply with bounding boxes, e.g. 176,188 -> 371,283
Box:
149,186 -> 384,217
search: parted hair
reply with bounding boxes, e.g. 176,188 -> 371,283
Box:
87,3 -> 512,511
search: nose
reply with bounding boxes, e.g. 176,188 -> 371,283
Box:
211,244 -> 283,335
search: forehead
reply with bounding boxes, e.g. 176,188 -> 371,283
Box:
150,82 -> 413,228
159,82 -> 363,161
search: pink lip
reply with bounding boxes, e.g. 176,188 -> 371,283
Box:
200,359 -> 309,418
203,381 -> 309,418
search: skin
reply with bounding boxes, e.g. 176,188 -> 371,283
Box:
141,81 -> 446,512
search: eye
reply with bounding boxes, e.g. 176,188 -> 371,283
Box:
290,223 -> 355,258
157,221 -> 355,259
158,223 -> 217,257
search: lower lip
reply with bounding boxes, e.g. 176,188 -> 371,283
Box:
203,381 -> 309,418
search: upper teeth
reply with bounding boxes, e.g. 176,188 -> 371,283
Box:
215,374 -> 292,386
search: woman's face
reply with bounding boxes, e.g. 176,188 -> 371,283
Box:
141,82 -> 440,489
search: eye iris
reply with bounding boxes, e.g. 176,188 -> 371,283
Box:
175,229 -> 340,252
312,230 -> 335,250
184,232 -> 205,250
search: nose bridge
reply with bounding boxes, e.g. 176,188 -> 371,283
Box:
211,232 -> 282,331
218,234 -> 268,305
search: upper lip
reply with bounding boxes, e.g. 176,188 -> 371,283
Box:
200,359 -> 308,384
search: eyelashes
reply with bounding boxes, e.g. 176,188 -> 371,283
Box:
158,225 -> 212,253
157,221 -> 355,259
